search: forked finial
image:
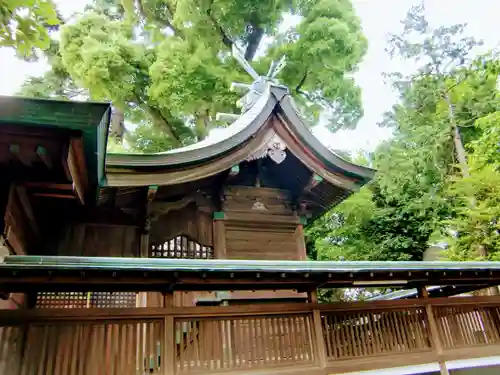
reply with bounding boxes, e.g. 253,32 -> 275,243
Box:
216,45 -> 287,122
231,45 -> 260,81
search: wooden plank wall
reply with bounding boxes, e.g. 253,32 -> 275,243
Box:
225,225 -> 297,260
57,223 -> 140,257
221,186 -> 302,261
149,204 -> 213,250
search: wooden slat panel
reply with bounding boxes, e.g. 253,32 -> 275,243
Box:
226,227 -> 297,260
175,312 -> 316,373
322,306 -> 431,361
435,305 -> 500,349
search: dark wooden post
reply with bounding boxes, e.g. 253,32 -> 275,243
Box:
309,290 -> 327,368
0,182 -> 10,238
295,216 -> 307,260
163,292 -> 175,375
213,212 -> 227,259
419,287 -> 449,375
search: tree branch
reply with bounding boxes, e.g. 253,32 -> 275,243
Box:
137,0 -> 182,37
295,70 -> 309,94
206,1 -> 233,48
244,23 -> 264,61
146,106 -> 182,146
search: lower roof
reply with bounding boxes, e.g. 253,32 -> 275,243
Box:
0,256 -> 499,293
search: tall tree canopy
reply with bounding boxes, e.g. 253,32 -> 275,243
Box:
307,5 -> 500,265
20,0 -> 367,151
0,0 -> 60,56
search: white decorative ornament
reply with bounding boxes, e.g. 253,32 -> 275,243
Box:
246,132 -> 287,164
252,201 -> 268,211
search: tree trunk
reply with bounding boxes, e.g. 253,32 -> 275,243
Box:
109,107 -> 125,141
445,94 -> 469,177
146,106 -> 182,147
446,93 -> 499,295
195,113 -> 210,141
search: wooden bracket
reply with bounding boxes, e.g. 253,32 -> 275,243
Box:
64,138 -> 89,204
36,145 -> 53,169
304,174 -> 323,192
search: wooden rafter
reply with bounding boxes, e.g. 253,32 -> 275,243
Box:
23,182 -> 73,190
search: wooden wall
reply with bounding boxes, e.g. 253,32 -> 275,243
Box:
225,224 -> 297,260
56,223 -> 140,257
218,186 -> 305,261
149,203 -> 213,249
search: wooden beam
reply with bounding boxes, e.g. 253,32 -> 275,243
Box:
15,186 -> 40,238
32,193 -> 77,200
23,182 -> 73,190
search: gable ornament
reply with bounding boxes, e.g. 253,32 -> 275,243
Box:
246,132 -> 287,164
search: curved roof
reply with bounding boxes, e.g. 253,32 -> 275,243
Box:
105,83 -> 375,191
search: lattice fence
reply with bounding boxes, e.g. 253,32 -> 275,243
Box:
150,235 -> 214,259
434,305 -> 500,348
321,307 -> 431,359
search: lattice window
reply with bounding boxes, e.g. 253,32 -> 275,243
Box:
36,292 -> 137,308
36,292 -> 88,309
91,292 -> 137,308
150,235 -> 213,259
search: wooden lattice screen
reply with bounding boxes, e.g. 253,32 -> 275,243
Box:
150,235 -> 213,259
36,292 -> 137,308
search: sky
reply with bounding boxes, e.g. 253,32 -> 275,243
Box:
0,0 -> 499,153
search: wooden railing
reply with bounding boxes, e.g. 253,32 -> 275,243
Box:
1,297 -> 500,375
321,305 -> 431,359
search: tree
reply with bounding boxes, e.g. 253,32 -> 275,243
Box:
386,4 -> 482,178
19,0 -> 368,151
0,0 -> 60,57
445,110 -> 500,261
307,7 -> 500,268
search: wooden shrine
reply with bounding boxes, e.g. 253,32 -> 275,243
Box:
0,79 -> 500,375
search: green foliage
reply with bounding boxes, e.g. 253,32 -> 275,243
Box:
0,0 -> 60,56
20,0 -> 367,151
308,6 -> 500,268
444,110 -> 500,261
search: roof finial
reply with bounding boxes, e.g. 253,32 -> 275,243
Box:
216,47 -> 286,123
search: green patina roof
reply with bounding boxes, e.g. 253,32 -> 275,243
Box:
5,255 -> 500,273
0,96 -> 111,186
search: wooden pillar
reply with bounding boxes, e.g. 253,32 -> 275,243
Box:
295,220 -> 307,260
419,287 -> 444,357
309,290 -> 327,368
213,212 -> 226,259
163,292 -> 175,375
439,362 -> 450,375
0,182 -> 10,237
138,219 -> 150,308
